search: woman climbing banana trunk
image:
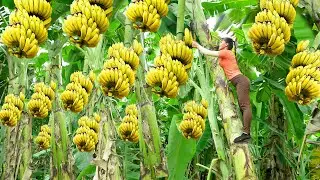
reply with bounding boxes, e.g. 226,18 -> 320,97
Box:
192,38 -> 252,143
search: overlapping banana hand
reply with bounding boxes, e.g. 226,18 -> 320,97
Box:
145,31 -> 193,98
61,71 -> 94,113
118,104 -> 139,143
35,125 -> 51,149
285,42 -> 320,105
63,0 -> 113,47
125,0 -> 169,32
98,42 -> 141,99
73,114 -> 100,152
1,0 -> 52,58
179,99 -> 208,139
248,0 -> 299,56
28,82 -> 56,119
0,93 -> 24,127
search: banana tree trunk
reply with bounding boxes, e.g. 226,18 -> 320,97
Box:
135,33 -> 168,179
262,94 -> 293,179
2,59 -> 30,180
88,37 -> 122,180
93,108 -> 123,180
192,61 -> 230,179
191,0 -> 256,179
49,39 -> 74,180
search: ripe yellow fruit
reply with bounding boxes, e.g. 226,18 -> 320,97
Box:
28,82 -> 55,119
296,40 -> 310,53
35,125 -> 51,149
74,115 -> 100,152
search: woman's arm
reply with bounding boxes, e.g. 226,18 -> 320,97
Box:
192,41 -> 219,57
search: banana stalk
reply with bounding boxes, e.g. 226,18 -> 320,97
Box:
1,59 -> 31,180
88,35 -> 122,180
134,33 -> 168,179
92,106 -> 123,180
48,38 -> 74,180
176,0 -> 186,40
191,0 -> 257,179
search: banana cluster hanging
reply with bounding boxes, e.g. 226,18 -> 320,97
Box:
118,104 -> 139,143
0,93 -> 25,127
35,125 -> 51,149
285,41 -> 320,105
179,99 -> 208,139
63,0 -> 113,47
1,0 -> 52,58
28,82 -> 56,119
98,41 -> 142,98
145,29 -> 193,98
126,0 -> 170,32
61,71 -> 95,113
73,113 -> 100,152
248,0 -> 299,55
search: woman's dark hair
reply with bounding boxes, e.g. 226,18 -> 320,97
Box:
222,37 -> 235,50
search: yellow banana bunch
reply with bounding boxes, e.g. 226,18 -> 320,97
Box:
61,72 -> 93,113
35,125 -> 51,149
4,93 -> 24,111
184,28 -> 193,47
261,0 -> 296,25
145,67 -> 165,87
126,1 -> 161,32
160,39 -> 194,65
88,0 -> 113,17
70,0 -> 110,32
34,82 -> 56,101
9,9 -> 48,43
70,71 -> 94,94
291,51 -> 319,68
178,100 -> 208,139
73,115 -> 100,152
285,48 -> 320,105
179,119 -> 203,139
28,82 -> 55,119
296,40 -> 310,53
250,0 -> 299,56
146,66 -> 180,98
1,25 -> 40,58
248,22 -> 286,55
184,101 -> 208,119
285,77 -> 320,105
108,43 -> 140,71
103,58 -> 135,86
144,0 -> 169,17
154,54 -> 188,84
118,122 -> 139,142
183,112 -> 205,131
0,93 -> 24,127
145,33 -> 194,98
14,0 -> 52,24
132,39 -> 143,56
159,34 -> 175,46
1,0 -> 51,58
63,14 -> 101,47
286,65 -> 320,84
63,0 -> 112,47
118,104 -> 139,142
78,118 -> 99,133
125,104 -> 138,117
98,68 -> 131,98
99,41 -> 139,99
